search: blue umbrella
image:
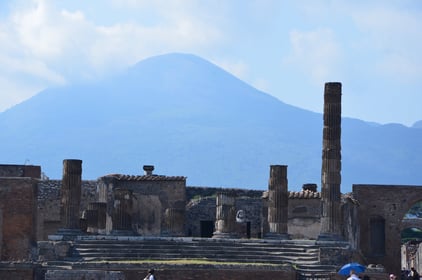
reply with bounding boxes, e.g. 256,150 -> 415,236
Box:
338,262 -> 366,276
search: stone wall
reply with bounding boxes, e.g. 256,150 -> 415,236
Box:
353,184 -> 422,277
37,180 -> 97,240
0,178 -> 38,261
288,195 -> 321,239
0,262 -> 34,280
185,196 -> 263,238
0,164 -> 41,178
45,270 -> 125,280
128,268 -> 295,280
186,186 -> 263,200
97,175 -> 186,236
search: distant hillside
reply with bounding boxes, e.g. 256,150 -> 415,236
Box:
413,120 -> 422,128
0,53 -> 421,192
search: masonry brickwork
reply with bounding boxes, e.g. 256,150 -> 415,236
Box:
0,177 -> 38,261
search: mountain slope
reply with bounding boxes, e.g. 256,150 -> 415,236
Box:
0,53 -> 421,192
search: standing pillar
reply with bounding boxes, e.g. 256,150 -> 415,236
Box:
265,165 -> 290,239
213,191 -> 237,238
318,82 -> 343,241
55,159 -> 83,238
111,188 -> 134,235
164,207 -> 185,237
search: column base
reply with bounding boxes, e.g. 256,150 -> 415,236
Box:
49,228 -> 84,241
110,229 -> 136,236
264,232 -> 290,240
317,233 -> 343,241
212,232 -> 238,239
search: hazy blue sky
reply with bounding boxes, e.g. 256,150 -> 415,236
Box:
1,0 -> 421,126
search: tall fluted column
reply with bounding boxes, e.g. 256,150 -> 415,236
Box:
265,165 -> 290,239
213,191 -> 237,238
62,159 -> 82,229
318,82 -> 343,241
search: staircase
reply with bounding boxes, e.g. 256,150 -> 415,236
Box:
68,237 -> 331,267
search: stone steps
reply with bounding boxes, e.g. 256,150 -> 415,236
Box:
69,238 -> 321,265
295,264 -> 339,279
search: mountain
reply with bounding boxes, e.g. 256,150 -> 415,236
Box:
1,53 -> 421,192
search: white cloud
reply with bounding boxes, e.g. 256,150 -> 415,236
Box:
350,4 -> 422,83
285,28 -> 343,84
0,0 -> 224,111
0,76 -> 45,111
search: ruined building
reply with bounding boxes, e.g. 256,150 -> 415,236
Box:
0,82 -> 421,280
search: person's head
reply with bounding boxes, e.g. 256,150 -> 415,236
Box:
412,267 -> 416,272
350,269 -> 356,275
390,274 -> 397,280
148,269 -> 155,274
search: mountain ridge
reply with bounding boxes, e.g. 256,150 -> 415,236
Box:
0,53 -> 421,192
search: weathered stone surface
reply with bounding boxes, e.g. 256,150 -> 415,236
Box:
0,177 -> 37,261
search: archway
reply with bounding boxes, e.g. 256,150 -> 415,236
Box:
401,201 -> 422,276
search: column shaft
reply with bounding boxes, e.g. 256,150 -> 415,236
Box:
319,82 -> 342,240
266,165 -> 289,239
61,159 -> 82,229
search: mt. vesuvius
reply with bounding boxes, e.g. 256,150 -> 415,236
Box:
1,53 -> 421,192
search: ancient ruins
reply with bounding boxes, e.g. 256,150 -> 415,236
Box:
0,82 -> 421,280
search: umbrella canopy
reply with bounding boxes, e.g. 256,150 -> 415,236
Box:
338,262 -> 366,276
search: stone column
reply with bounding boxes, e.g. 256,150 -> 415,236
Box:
55,159 -> 83,238
213,191 -> 237,238
164,207 -> 185,237
318,82 -> 343,241
261,192 -> 269,238
111,188 -> 134,235
86,202 -> 107,234
265,165 -> 290,239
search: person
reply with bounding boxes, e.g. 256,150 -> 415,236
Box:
143,268 -> 156,280
411,267 -> 419,280
347,269 -> 360,280
390,274 -> 397,280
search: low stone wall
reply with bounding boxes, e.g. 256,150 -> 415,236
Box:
0,262 -> 34,280
126,268 -> 295,280
59,263 -> 296,280
45,270 -> 125,280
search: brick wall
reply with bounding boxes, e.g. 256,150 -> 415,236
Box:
0,178 -> 38,260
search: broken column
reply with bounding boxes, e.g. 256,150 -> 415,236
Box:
86,202 -> 107,234
164,207 -> 185,237
55,159 -> 83,238
111,188 -> 134,235
318,82 -> 343,241
265,165 -> 290,239
213,191 -> 237,238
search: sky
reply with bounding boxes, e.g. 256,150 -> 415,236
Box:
0,0 -> 421,126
